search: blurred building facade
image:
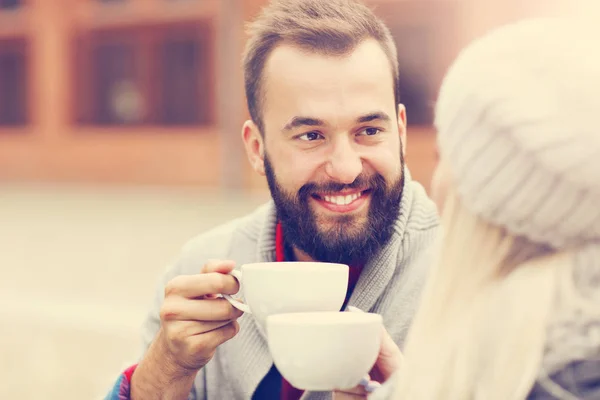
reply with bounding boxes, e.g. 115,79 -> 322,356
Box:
0,0 -> 565,191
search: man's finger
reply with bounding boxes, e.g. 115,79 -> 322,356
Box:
168,319 -> 240,336
164,272 -> 240,299
202,259 -> 236,274
161,297 -> 244,322
188,320 -> 240,352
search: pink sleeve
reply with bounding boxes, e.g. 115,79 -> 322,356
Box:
104,364 -> 138,400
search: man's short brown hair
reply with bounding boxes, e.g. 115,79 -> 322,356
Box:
243,0 -> 400,133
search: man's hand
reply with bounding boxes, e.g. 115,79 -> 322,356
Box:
131,259 -> 244,400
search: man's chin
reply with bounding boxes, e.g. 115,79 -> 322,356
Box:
311,204 -> 369,226
314,221 -> 369,244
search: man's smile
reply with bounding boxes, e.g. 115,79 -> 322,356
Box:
310,189 -> 372,213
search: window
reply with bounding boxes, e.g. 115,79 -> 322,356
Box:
372,0 -> 461,127
94,39 -> 141,125
74,22 -> 214,127
74,29 -> 143,125
0,39 -> 27,126
0,0 -> 21,10
389,26 -> 434,125
158,25 -> 212,125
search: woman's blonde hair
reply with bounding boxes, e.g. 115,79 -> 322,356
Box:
389,17 -> 600,400
392,180 -> 588,400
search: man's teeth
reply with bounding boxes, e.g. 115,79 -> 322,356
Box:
323,192 -> 362,205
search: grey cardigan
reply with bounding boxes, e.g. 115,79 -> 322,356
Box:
138,176 -> 439,400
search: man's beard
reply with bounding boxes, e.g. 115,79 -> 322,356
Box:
264,155 -> 404,265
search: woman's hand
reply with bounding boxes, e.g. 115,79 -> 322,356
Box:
333,312 -> 403,399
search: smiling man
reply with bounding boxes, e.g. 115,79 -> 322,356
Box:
106,1 -> 439,400
244,38 -> 407,267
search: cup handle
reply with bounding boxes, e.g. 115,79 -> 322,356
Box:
223,269 -> 251,314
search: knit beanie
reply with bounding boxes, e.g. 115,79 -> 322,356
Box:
434,18 -> 600,250
433,17 -> 600,378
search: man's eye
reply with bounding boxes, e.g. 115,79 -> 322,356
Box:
298,132 -> 323,141
363,127 -> 381,136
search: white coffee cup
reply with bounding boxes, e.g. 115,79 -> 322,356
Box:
223,262 -> 349,327
266,311 -> 383,391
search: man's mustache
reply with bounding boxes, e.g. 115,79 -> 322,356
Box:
298,174 -> 384,198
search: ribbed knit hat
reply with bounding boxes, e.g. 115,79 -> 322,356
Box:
435,18 -> 600,249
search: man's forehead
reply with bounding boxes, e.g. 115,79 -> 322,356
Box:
262,40 -> 396,126
264,39 -> 391,80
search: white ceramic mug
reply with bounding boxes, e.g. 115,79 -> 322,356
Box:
223,262 -> 349,327
266,311 -> 383,391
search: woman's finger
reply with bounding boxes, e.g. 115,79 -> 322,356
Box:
332,389 -> 367,399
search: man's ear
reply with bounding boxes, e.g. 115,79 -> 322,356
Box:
242,120 -> 265,175
397,104 -> 407,156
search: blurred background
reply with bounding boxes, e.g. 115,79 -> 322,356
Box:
0,0 -> 596,398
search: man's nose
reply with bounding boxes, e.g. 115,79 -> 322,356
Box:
324,138 -> 363,184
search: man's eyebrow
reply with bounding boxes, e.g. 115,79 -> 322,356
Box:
281,111 -> 391,131
356,112 -> 391,123
282,116 -> 325,131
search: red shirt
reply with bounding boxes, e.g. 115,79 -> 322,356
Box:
275,222 -> 362,400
